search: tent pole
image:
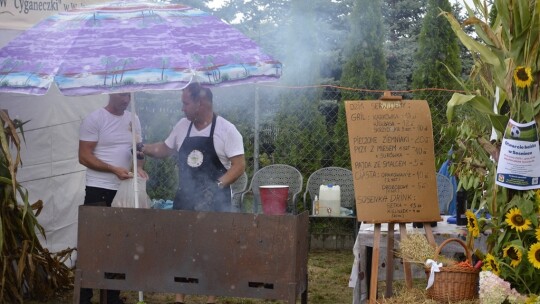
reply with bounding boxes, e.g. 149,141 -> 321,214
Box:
130,93 -> 140,209
254,85 -> 260,174
130,93 -> 144,304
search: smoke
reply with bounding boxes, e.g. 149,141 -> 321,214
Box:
272,1 -> 348,86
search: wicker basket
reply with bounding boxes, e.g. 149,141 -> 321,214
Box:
424,238 -> 480,302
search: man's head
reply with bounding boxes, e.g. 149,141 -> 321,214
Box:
182,82 -> 213,122
107,92 -> 131,115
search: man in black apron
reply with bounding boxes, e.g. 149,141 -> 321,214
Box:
174,113 -> 234,211
141,82 -> 246,304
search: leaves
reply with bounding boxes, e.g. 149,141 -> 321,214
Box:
0,110 -> 75,303
442,2 -> 540,292
441,10 -> 502,68
446,93 -> 495,122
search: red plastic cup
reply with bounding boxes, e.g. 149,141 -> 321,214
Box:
259,185 -> 289,215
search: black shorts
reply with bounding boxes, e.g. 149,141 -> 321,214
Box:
84,186 -> 117,207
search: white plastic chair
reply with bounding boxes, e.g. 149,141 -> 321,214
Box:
241,164 -> 303,214
230,171 -> 248,210
303,167 -> 359,235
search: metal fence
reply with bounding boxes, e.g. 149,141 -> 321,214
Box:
135,85 -> 461,208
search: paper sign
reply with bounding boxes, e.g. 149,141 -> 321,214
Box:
345,99 -> 441,223
496,119 -> 540,190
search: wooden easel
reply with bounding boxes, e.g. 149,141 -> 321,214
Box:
345,93 -> 442,303
368,222 -> 436,304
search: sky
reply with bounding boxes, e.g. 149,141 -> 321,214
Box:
208,0 -> 225,9
208,0 -> 476,8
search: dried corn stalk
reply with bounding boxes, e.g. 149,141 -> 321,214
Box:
0,109 -> 75,303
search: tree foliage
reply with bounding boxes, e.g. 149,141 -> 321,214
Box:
412,0 -> 461,163
272,91 -> 330,176
334,0 -> 388,168
383,0 -> 427,91
340,0 -> 387,95
412,0 -> 461,93
332,102 -> 351,168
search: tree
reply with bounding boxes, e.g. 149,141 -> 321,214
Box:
214,0 -> 352,85
340,0 -> 387,96
336,0 -> 388,167
412,0 -> 461,92
412,0 -> 461,163
278,0 -> 320,85
383,0 -> 427,91
214,0 -> 289,58
272,91 -> 330,176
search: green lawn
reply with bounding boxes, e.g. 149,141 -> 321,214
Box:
29,249 -> 481,303
30,249 -> 355,304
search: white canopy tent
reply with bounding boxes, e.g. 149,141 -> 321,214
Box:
1,29 -> 107,262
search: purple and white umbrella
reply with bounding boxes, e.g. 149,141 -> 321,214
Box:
0,0 -> 282,96
0,2 -> 281,302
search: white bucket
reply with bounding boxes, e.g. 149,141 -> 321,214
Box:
318,184 -> 341,216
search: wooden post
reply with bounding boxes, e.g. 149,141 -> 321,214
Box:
369,224 -> 381,304
385,223 -> 395,297
424,224 -> 436,247
367,220 -> 437,301
346,94 -> 442,301
380,90 -> 402,101
399,224 -> 413,289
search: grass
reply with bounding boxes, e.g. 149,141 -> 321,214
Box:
28,249 -> 481,304
375,279 -> 479,304
29,250 -> 355,304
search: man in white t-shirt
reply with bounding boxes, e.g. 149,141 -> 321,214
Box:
141,82 -> 245,304
78,92 -> 148,304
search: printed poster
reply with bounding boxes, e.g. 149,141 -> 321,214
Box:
496,119 -> 540,190
0,0 -> 109,30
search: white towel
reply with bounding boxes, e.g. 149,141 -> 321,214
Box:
425,259 -> 443,289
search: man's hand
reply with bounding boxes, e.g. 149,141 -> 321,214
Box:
137,168 -> 149,179
135,143 -> 145,160
109,165 -> 133,180
140,142 -> 175,159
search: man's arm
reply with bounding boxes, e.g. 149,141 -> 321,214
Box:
218,154 -> 246,186
78,140 -> 132,180
135,154 -> 148,179
141,142 -> 175,159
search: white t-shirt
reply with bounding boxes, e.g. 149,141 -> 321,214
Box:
79,108 -> 142,190
165,116 -> 244,169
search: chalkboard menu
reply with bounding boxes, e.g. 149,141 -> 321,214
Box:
345,98 -> 441,223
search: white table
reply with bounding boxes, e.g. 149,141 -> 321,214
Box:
349,217 -> 487,303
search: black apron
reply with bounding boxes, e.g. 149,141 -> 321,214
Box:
173,114 -> 232,211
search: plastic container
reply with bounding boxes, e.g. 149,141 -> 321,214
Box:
318,184 -> 341,216
259,185 -> 289,215
313,195 -> 320,215
456,189 -> 467,226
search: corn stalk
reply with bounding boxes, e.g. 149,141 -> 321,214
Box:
440,1 -> 540,296
0,109 -> 75,303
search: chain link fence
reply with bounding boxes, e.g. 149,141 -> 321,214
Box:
135,85 -> 460,217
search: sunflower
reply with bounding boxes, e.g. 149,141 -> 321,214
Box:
465,210 -> 479,237
536,190 -> 540,212
536,228 -> 540,241
514,66 -> 533,88
483,253 -> 501,275
526,295 -> 540,304
505,207 -> 532,232
528,243 -> 540,269
503,245 -> 522,268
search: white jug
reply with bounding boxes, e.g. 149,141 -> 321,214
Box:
318,184 -> 341,216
